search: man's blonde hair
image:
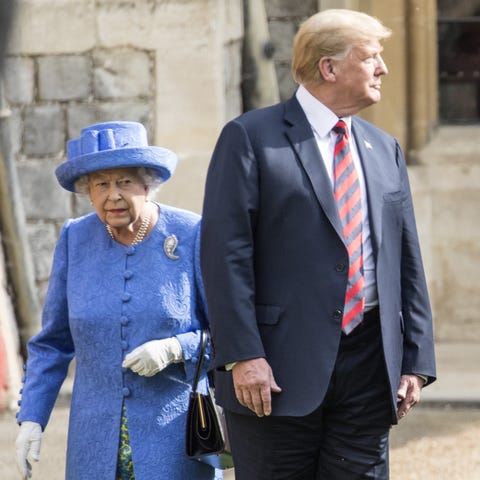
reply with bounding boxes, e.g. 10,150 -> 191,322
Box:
291,9 -> 392,86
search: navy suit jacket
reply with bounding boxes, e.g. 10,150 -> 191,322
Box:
200,96 -> 436,421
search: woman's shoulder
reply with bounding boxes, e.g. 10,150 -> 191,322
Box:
158,204 -> 201,228
59,212 -> 102,238
63,212 -> 99,228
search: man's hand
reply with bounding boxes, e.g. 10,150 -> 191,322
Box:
396,374 -> 424,419
232,358 -> 282,417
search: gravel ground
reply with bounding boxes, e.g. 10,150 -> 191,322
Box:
1,401 -> 479,479
389,405 -> 480,480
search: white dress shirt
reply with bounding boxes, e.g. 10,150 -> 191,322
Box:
296,85 -> 378,309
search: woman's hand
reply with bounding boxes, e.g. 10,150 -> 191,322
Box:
16,421 -> 42,479
122,337 -> 183,376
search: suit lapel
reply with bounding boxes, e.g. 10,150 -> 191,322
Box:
283,97 -> 344,242
351,119 -> 383,251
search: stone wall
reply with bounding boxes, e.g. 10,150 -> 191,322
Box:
3,0 -> 243,301
265,0 -> 318,100
2,0 -> 479,344
410,126 -> 480,342
2,1 -> 317,305
3,47 -> 157,298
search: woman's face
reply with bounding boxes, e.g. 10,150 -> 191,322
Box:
88,167 -> 149,229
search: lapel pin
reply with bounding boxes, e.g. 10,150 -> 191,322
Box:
164,234 -> 180,260
364,140 -> 373,150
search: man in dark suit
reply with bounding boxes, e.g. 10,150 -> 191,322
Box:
201,9 -> 436,479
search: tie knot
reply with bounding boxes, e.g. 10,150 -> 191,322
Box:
333,120 -> 348,136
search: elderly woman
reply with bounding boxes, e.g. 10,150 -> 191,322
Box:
15,121 -> 220,480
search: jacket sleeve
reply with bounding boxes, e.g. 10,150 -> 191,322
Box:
175,221 -> 212,382
17,221 -> 75,429
200,120 -> 266,369
397,142 -> 436,385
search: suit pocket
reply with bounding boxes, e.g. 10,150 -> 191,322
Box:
256,304 -> 282,326
383,190 -> 403,203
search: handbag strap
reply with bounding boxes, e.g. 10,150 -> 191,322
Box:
191,329 -> 209,393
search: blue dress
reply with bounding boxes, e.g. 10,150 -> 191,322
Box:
17,204 -> 220,480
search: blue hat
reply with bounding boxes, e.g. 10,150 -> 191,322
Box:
55,121 -> 178,192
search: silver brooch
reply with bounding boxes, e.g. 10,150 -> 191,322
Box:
164,234 -> 180,260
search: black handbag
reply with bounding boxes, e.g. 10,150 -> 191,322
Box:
185,330 -> 234,469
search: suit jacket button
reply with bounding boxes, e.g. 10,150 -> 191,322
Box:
335,263 -> 345,272
333,309 -> 343,319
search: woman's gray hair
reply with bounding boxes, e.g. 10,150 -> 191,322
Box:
73,167 -> 163,199
291,9 -> 392,86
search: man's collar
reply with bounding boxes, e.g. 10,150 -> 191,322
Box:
295,85 -> 352,137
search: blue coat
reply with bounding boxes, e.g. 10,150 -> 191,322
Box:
201,96 -> 436,420
17,204 -> 219,479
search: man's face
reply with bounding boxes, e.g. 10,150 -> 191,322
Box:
331,39 -> 388,112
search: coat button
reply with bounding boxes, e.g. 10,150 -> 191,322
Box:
122,293 -> 131,302
121,341 -> 129,350
122,387 -> 131,397
120,316 -> 130,326
335,263 -> 345,272
333,309 -> 343,319
124,270 -> 133,280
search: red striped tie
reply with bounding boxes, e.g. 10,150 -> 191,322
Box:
333,120 -> 365,334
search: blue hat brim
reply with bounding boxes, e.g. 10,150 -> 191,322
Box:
55,147 -> 178,192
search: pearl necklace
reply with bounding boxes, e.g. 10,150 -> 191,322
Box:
105,211 -> 151,246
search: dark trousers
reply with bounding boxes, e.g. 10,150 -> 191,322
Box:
226,309 -> 393,480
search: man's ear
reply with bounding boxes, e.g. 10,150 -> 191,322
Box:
318,57 -> 336,82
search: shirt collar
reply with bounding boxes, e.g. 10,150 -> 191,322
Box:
295,85 -> 352,138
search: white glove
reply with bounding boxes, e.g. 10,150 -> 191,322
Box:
122,337 -> 183,377
15,421 -> 42,479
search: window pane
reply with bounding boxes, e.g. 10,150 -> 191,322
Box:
438,2 -> 480,123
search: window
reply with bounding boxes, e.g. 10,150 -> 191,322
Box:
438,1 -> 480,123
